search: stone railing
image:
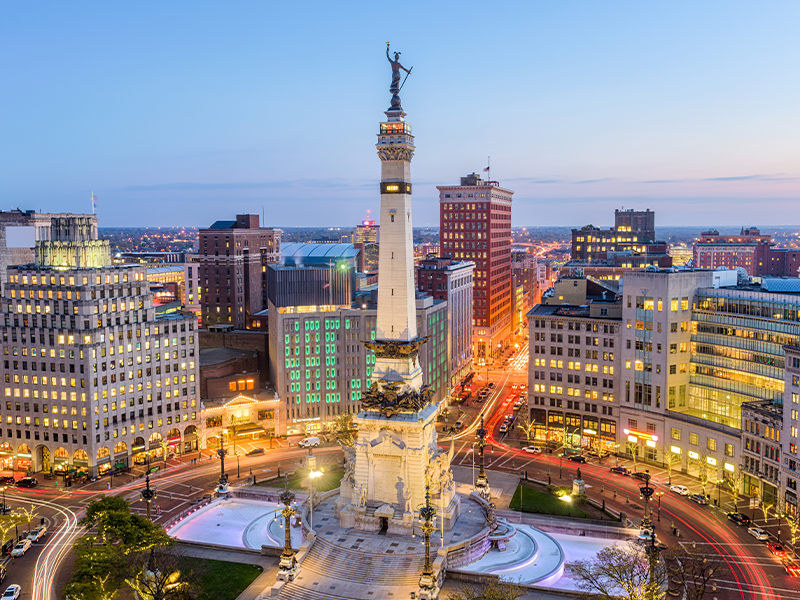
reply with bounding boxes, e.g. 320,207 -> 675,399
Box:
163,496 -> 215,533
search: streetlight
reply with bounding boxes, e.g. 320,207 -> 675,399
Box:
469,443 -> 477,491
216,435 -> 228,491
656,491 -> 664,521
140,456 -> 157,521
276,473 -> 298,582
308,469 -> 322,532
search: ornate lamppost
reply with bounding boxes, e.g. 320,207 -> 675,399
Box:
638,471 -> 663,586
276,474 -> 299,582
216,436 -> 229,494
417,481 -> 440,600
140,457 -> 157,521
475,415 -> 491,500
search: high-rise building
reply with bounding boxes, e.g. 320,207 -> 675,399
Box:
353,220 -> 379,244
571,208 -> 657,262
438,173 -> 514,364
198,215 -> 281,329
416,256 -> 474,389
0,215 -> 200,478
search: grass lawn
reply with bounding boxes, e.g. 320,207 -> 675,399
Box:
256,466 -> 345,493
179,558 -> 263,600
508,482 -> 592,518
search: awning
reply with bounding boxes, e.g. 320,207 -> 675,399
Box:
233,423 -> 264,435
167,436 -> 181,444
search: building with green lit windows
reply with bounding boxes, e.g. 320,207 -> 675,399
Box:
267,244 -> 448,435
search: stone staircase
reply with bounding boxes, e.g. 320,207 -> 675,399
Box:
279,536 -> 426,599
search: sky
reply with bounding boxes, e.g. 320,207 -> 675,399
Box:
1,2 -> 799,228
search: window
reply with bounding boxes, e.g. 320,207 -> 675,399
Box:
707,438 -> 717,451
681,297 -> 689,310
670,298 -> 678,311
627,419 -> 638,429
689,433 -> 699,445
669,365 -> 676,375
671,428 -> 680,440
725,444 -> 734,457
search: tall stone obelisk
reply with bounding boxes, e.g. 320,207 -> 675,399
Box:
336,46 -> 459,534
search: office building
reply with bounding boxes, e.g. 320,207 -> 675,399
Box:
571,209 -> 656,262
353,220 -> 379,245
668,245 -> 693,267
199,215 -> 281,329
438,173 -> 514,364
693,228 -> 800,277
416,256 -> 475,389
783,346 -> 800,516
0,215 -> 200,478
527,283 -> 622,452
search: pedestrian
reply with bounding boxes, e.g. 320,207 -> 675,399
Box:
601,485 -> 604,494
156,504 -> 161,514
614,490 -> 617,499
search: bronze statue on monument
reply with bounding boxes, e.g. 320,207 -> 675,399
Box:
386,42 -> 412,111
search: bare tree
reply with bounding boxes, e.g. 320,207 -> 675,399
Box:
16,504 -> 38,532
725,468 -> 744,512
689,452 -> 710,496
760,500 -> 774,526
332,413 -> 356,446
125,546 -> 194,600
786,512 -> 800,557
446,580 -> 524,600
516,415 -> 536,444
626,441 -> 640,473
665,451 -> 681,484
568,542 -> 667,600
665,543 -> 729,600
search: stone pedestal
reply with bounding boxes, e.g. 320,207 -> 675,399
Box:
338,402 -> 460,532
572,479 -> 585,495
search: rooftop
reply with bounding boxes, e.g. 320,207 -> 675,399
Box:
199,347 -> 258,367
280,243 -> 360,266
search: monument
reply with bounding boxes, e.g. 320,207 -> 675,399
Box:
337,44 -> 460,537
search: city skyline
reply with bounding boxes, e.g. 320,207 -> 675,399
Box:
2,2 -> 799,227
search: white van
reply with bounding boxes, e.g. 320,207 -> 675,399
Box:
299,436 -> 320,449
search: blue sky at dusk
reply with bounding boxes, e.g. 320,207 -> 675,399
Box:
1,2 -> 798,228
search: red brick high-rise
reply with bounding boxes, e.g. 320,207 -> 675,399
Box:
437,173 -> 513,365
199,215 -> 281,329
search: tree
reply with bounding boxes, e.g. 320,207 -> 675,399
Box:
760,500 -> 774,526
516,415 -> 536,444
665,543 -> 729,600
0,515 -> 21,551
665,451 -> 681,484
446,580 -> 524,600
626,441 -> 640,473
67,497 -> 178,600
689,452 -> 710,496
568,542 -> 667,600
332,413 -> 356,446
787,512 -> 800,557
125,546 -> 193,600
725,469 -> 744,512
16,504 -> 38,532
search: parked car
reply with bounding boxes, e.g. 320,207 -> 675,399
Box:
487,382 -> 495,388
632,471 -> 650,482
15,477 -> 37,488
782,557 -> 800,577
10,540 -> 31,557
1,585 -> 19,600
522,446 -> 541,454
767,541 -> 787,557
27,526 -> 47,542
727,512 -> 751,526
567,455 -> 586,463
498,423 -> 509,433
454,420 -> 464,429
298,437 -> 320,449
610,466 -> 629,476
0,477 -> 14,486
245,447 -> 265,456
748,527 -> 770,541
688,493 -> 708,505
670,485 -> 689,496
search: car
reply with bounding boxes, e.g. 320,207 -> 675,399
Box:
15,477 -> 37,488
767,541 -> 787,557
10,540 -> 31,557
27,526 -> 47,542
567,455 -> 586,463
0,477 -> 14,486
298,437 -> 320,449
748,527 -> 770,541
512,404 -> 521,412
610,466 -> 629,475
632,471 -> 650,481
782,557 -> 800,577
488,382 -> 495,388
454,420 -> 464,429
522,446 -> 541,454
688,493 -> 708,504
1,585 -> 19,600
670,485 -> 689,496
498,423 -> 509,433
245,448 -> 265,456
727,512 -> 751,526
